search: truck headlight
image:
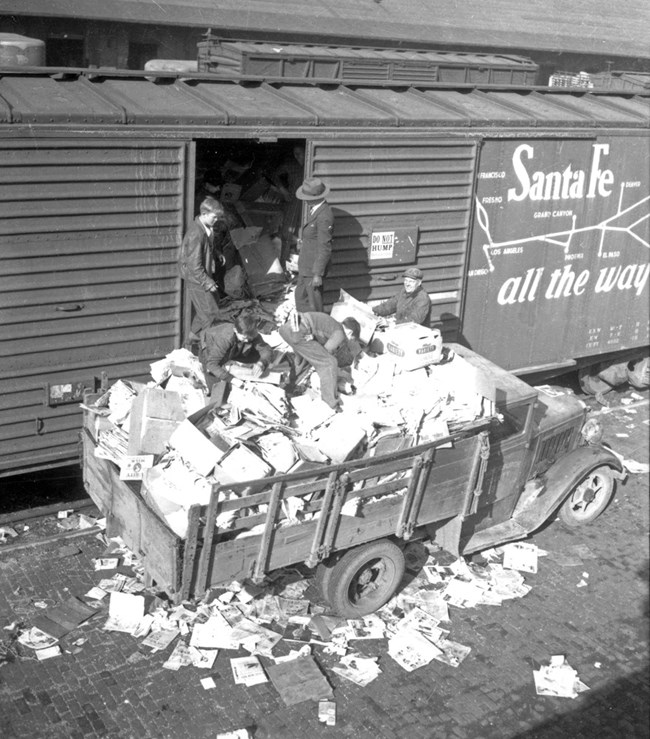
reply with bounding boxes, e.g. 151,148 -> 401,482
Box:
581,416 -> 603,445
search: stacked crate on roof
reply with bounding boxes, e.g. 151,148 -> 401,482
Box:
197,35 -> 539,85
588,71 -> 650,92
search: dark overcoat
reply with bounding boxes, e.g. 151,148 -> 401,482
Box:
298,202 -> 334,278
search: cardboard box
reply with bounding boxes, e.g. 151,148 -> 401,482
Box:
255,431 -> 298,473
187,401 -> 235,451
330,289 -> 380,345
384,323 -> 443,371
164,374 -> 208,416
219,444 -> 272,482
314,415 -> 366,464
230,227 -> 284,297
127,388 -> 185,455
169,419 -> 224,477
293,438 -> 329,464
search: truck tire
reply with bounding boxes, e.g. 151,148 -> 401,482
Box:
558,466 -> 615,527
320,539 -> 405,617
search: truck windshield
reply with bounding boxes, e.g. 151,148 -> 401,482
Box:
492,403 -> 530,441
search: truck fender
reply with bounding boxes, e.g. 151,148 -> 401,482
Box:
513,445 -> 625,528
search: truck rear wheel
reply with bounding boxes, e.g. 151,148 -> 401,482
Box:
559,466 -> 615,527
320,539 -> 405,617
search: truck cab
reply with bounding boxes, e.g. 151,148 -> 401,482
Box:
452,344 -> 624,556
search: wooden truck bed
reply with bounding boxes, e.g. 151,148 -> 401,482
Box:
82,410 -> 491,602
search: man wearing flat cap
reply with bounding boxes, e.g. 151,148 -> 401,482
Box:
372,266 -> 431,326
295,177 -> 333,313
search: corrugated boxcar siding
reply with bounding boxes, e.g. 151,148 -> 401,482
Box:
0,140 -> 184,474
312,139 -> 477,336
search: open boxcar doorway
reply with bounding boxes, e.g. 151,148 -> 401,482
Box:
184,138 -> 307,340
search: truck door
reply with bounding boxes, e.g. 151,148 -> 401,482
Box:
306,137 -> 479,339
463,399 -> 534,532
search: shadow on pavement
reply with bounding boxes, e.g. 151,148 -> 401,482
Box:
515,575 -> 649,739
0,464 -> 87,515
511,662 -> 650,739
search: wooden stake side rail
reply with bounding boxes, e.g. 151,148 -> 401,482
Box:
191,423 -> 491,596
209,417 -> 489,515
82,405 -> 493,602
217,469 -> 414,534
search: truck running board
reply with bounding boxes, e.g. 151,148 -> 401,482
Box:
460,520 -> 529,556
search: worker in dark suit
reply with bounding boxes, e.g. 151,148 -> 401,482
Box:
178,197 -> 234,341
202,313 -> 274,388
295,177 -> 333,313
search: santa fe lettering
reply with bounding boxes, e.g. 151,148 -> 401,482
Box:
507,143 -> 614,202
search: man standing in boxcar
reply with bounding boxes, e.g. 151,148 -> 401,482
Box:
178,197 -> 233,342
272,144 -> 305,266
295,177 -> 333,313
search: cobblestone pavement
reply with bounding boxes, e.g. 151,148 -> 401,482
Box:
0,386 -> 647,739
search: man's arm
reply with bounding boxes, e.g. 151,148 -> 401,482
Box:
205,360 -> 232,382
408,291 -> 432,326
322,325 -> 346,354
302,312 -> 345,353
372,295 -> 398,317
204,328 -> 235,380
251,335 -> 274,370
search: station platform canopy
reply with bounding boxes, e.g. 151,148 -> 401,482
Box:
0,0 -> 648,61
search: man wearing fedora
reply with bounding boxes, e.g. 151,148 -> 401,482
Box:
372,266 -> 431,326
295,177 -> 333,313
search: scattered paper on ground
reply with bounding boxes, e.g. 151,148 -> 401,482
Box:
501,542 -> 539,574
18,627 -> 59,650
533,655 -> 589,699
388,630 -> 442,671
104,592 -> 146,635
17,523 -> 542,708
331,654 -> 381,686
231,656 -> 267,686
267,656 -> 333,705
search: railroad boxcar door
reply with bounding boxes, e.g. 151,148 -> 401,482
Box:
0,138 -> 187,475
305,137 -> 480,341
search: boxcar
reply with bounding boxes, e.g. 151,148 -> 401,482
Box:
0,66 -> 648,476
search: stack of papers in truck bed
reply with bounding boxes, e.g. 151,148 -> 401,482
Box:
83,340 -> 495,539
